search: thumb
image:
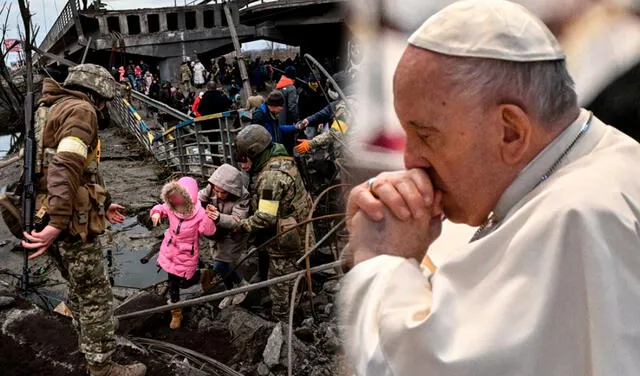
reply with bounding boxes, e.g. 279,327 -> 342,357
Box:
296,139 -> 306,142
432,190 -> 444,217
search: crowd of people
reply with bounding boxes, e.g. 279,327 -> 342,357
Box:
143,57 -> 356,329
114,54 -> 345,122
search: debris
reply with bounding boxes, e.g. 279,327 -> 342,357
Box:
263,322 -> 284,368
197,317 -> 214,332
322,280 -> 339,293
279,324 -> 310,370
257,362 -> 270,376
0,295 -> 15,309
324,303 -> 334,316
222,306 -> 275,364
324,333 -> 341,354
294,326 -> 315,343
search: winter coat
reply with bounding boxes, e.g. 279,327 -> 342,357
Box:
193,62 -> 207,85
236,144 -> 314,257
198,90 -> 232,116
38,78 -> 102,230
198,164 -> 251,263
191,92 -> 203,117
276,76 -> 299,125
151,177 -> 216,279
252,103 -> 297,147
298,83 -> 326,120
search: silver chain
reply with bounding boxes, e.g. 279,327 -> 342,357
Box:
470,112 -> 594,242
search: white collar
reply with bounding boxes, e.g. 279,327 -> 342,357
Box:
492,110 -> 591,220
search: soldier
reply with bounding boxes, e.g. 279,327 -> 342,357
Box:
180,58 -> 193,92
295,74 -> 356,160
295,98 -> 353,160
21,64 -> 147,376
233,125 -> 314,321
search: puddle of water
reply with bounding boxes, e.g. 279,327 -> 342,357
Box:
107,218 -> 166,289
110,244 -> 166,290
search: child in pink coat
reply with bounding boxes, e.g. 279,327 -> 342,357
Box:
150,176 -> 216,328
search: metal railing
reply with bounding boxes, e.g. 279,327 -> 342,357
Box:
107,90 -> 251,179
39,0 -> 81,53
153,111 -> 247,178
129,90 -> 193,122
108,93 -> 156,152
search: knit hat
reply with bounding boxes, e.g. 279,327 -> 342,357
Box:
284,66 -> 297,78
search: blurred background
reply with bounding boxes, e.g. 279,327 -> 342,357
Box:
346,0 -> 640,264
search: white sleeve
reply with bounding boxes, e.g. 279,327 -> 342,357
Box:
339,255 -> 434,376
339,191 -> 640,376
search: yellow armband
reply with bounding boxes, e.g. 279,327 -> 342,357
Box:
57,137 -> 88,158
258,199 -> 279,216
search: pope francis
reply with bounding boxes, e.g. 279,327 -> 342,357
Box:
340,1 -> 640,375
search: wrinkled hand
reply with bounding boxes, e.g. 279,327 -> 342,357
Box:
347,169 -> 441,224
106,204 -> 126,224
347,207 -> 442,266
22,226 -> 63,260
294,139 -> 311,154
346,169 -> 444,266
206,205 -> 219,222
151,213 -> 162,227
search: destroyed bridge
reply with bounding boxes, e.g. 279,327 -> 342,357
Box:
37,0 -> 348,82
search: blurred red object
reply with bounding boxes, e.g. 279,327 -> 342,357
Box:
368,131 -> 407,152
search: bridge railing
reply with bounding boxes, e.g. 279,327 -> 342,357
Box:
109,91 -> 250,178
40,0 -> 81,53
153,111 -> 248,178
108,92 -> 156,153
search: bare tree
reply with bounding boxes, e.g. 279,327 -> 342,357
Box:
0,0 -> 39,131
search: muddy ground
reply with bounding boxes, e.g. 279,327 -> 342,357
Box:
0,122 -> 348,375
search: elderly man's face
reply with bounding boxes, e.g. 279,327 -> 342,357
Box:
393,48 -> 509,226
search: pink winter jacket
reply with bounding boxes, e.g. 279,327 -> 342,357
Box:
151,177 -> 216,279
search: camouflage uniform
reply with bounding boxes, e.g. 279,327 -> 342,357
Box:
180,62 -> 193,92
48,238 -> 115,364
36,65 -> 125,371
237,143 -> 314,321
305,99 -> 354,160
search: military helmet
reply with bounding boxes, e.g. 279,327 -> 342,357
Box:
235,124 -> 272,159
64,64 -> 116,100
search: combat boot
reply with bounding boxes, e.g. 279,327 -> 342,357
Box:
87,361 -> 147,376
170,308 -> 183,329
200,269 -> 214,292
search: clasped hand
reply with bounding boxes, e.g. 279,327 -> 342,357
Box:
346,169 -> 444,266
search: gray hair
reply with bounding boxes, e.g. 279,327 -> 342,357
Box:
441,56 -> 578,127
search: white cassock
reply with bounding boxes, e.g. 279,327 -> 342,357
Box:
340,109 -> 640,376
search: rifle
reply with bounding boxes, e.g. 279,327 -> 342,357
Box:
21,92 -> 34,293
19,0 -> 34,294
